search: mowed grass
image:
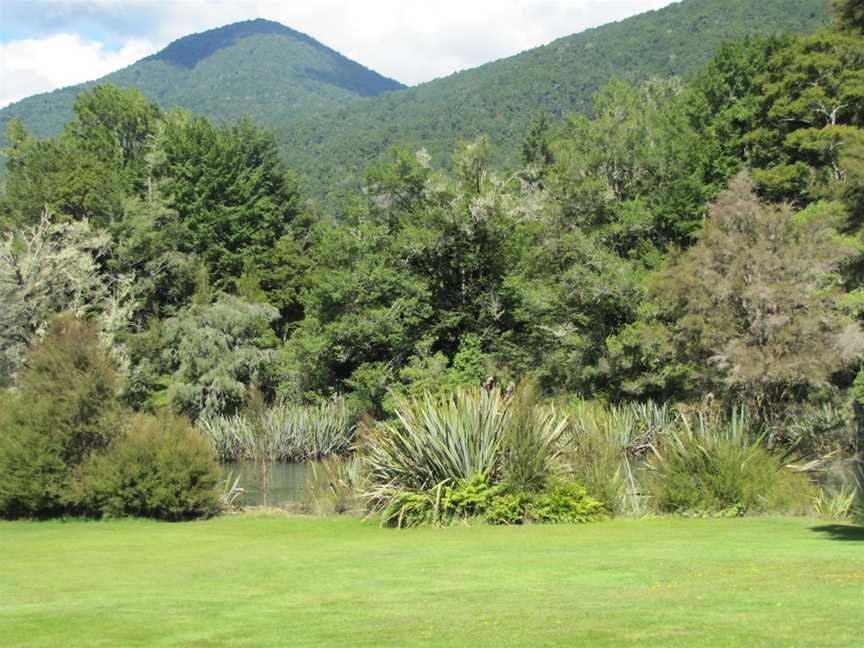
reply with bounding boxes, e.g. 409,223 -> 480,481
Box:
1,515 -> 862,647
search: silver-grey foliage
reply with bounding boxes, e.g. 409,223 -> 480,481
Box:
0,213 -> 133,382
198,397 -> 356,463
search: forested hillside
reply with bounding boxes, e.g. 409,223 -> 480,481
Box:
0,1 -> 832,204
0,19 -> 404,140
278,0 -> 833,202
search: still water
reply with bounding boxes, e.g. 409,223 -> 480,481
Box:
223,461 -> 312,507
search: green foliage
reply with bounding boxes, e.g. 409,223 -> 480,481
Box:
485,493 -> 528,525
835,0 -> 864,33
366,385 -> 593,526
0,316 -> 125,518
198,397 -> 356,462
439,473 -> 506,520
5,3 -> 864,525
647,408 -> 813,515
0,19 -> 402,141
520,110 -> 554,178
2,86 -> 309,332
376,473 -> 605,528
75,413 -> 221,520
366,387 -> 508,497
813,482 -> 858,518
649,174 -> 863,410
565,400 -> 677,514
549,77 -> 707,247
128,294 -> 280,418
485,481 -> 606,525
689,27 -> 864,217
533,481 -> 606,524
500,379 -> 568,493
160,112 -> 305,291
785,403 -> 861,456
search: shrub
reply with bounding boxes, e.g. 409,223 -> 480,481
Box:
486,493 -> 527,525
783,403 -> 859,456
377,474 -> 505,528
440,473 -> 505,520
379,489 -> 436,528
565,400 -> 675,515
647,408 -> 812,515
366,385 -> 582,526
198,397 -> 355,462
501,379 -> 568,492
366,387 -> 509,500
76,413 -> 221,520
533,481 -> 606,524
0,316 -> 125,518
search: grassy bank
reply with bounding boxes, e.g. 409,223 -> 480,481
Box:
1,516 -> 862,647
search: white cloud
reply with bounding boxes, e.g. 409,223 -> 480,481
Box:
0,0 -> 680,107
0,33 -> 154,107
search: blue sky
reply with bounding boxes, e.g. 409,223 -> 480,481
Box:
0,0 -> 679,108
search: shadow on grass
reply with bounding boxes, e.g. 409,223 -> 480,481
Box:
810,524 -> 864,542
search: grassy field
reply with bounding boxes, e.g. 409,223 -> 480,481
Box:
1,515 -> 862,647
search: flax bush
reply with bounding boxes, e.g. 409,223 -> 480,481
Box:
198,397 -> 355,462
646,408 -> 813,515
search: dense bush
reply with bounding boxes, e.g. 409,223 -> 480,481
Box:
366,387 -> 509,502
485,493 -> 527,525
376,475 -> 605,528
533,482 -> 606,524
565,400 -> 676,514
377,474 -> 506,528
0,317 -> 125,518
75,413 -> 221,521
647,409 -> 813,515
500,379 -> 568,493
365,386 -> 607,527
198,396 -> 355,462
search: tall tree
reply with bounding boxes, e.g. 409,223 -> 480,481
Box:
652,174 -> 863,409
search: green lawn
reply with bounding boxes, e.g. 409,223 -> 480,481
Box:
1,515 -> 862,647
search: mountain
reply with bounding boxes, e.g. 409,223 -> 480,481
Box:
0,0 -> 833,203
275,0 -> 833,202
0,19 -> 404,139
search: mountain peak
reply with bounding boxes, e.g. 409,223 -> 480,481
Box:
146,18 -> 333,70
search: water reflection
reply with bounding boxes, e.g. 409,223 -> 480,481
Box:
223,461 -> 312,507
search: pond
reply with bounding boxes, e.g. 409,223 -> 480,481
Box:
222,461 -> 313,507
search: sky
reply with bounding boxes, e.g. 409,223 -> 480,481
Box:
0,0 -> 679,108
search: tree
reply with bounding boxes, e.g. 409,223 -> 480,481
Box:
652,174 -> 864,409
521,110 -> 554,182
161,112 -> 304,289
128,294 -> 280,418
67,85 -> 161,178
0,213 -> 133,385
549,77 -> 708,250
0,316 -> 125,518
835,0 -> 864,34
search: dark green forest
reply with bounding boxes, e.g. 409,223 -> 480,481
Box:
0,0 -> 832,204
2,0 -> 864,524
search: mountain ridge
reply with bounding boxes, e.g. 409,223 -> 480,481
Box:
0,18 -> 404,139
271,0 -> 833,202
0,0 -> 834,202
